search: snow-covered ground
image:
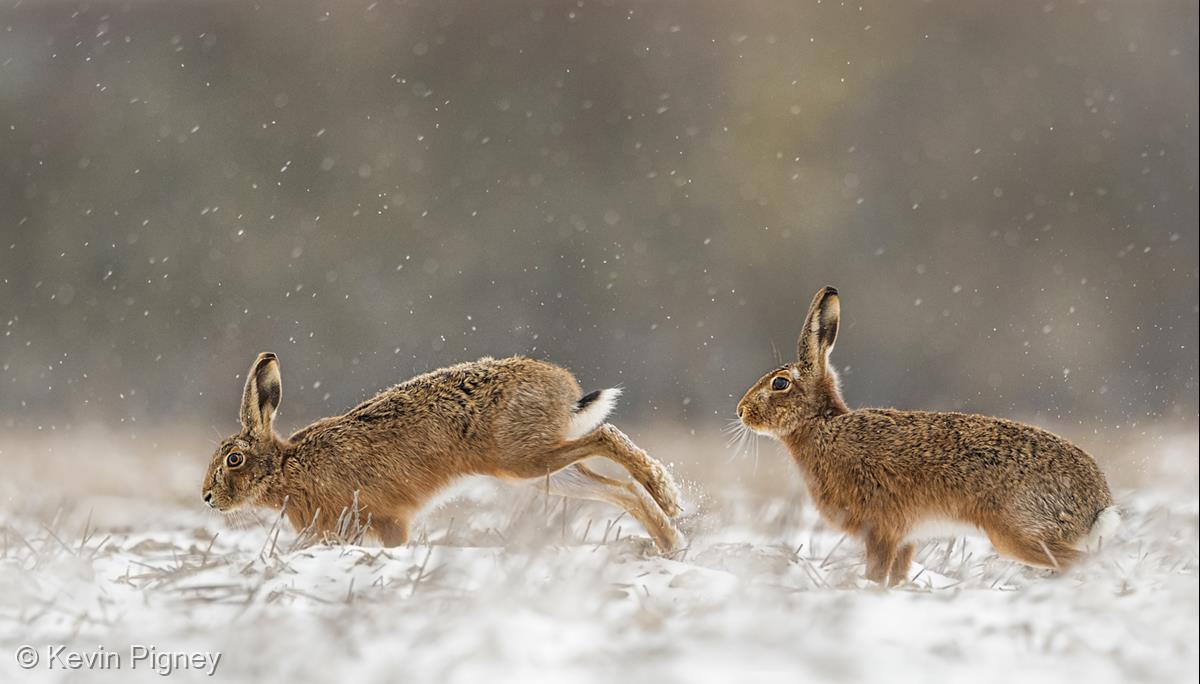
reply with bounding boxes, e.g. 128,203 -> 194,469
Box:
1,428 -> 1197,683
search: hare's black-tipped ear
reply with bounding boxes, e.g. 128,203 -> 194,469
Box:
797,286 -> 840,373
240,352 -> 282,436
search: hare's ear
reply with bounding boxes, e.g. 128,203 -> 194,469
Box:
240,352 -> 282,436
797,286 -> 840,373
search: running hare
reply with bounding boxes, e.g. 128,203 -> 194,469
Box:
736,287 -> 1118,585
203,353 -> 683,551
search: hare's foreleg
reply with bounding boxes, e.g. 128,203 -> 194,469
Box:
547,463 -> 680,552
863,529 -> 900,585
889,543 -> 915,587
567,424 -> 682,518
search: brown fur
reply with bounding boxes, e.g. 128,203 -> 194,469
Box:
203,353 -> 683,552
737,287 -> 1115,585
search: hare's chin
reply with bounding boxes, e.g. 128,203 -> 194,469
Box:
738,420 -> 775,437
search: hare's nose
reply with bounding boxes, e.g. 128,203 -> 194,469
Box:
203,491 -> 214,506
736,406 -> 744,419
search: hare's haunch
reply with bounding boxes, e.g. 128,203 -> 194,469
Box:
203,354 -> 683,552
737,287 -> 1117,585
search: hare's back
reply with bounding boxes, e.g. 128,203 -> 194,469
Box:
840,409 -> 1104,480
344,356 -> 578,428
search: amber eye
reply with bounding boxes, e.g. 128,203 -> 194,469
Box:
771,376 -> 790,391
226,451 -> 245,469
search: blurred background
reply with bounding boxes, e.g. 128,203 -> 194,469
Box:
0,1 -> 1196,495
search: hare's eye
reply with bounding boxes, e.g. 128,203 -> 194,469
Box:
226,452 -> 245,469
771,376 -> 790,391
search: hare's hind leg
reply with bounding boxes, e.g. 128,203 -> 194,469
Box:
567,424 -> 683,518
373,517 -> 410,548
987,526 -> 1082,570
507,424 -> 682,518
548,463 -> 681,552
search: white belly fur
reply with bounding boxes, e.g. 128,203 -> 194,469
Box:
904,518 -> 984,544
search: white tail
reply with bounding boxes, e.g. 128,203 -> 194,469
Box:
1076,505 -> 1121,552
564,388 -> 621,441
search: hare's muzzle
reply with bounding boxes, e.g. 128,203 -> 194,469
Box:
735,395 -> 747,419
203,491 -> 215,507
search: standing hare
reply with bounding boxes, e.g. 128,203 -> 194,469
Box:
203,353 -> 683,552
736,286 -> 1118,585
